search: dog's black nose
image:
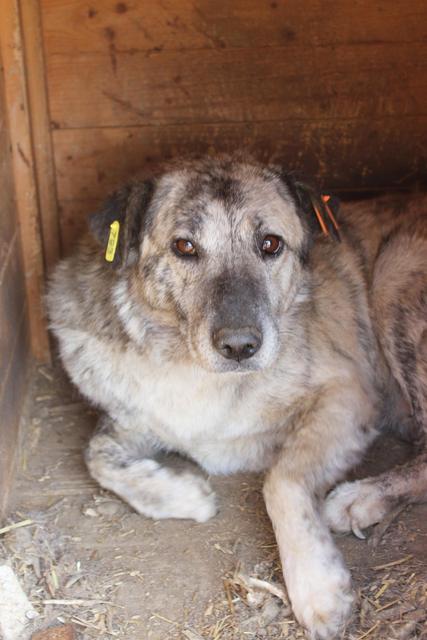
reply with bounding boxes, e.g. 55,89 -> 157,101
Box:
213,327 -> 262,361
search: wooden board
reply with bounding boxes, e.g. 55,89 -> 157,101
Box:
0,309 -> 29,514
0,13 -> 28,384
58,199 -> 100,255
54,116 -> 427,251
0,0 -> 50,361
54,116 -> 427,200
42,0 -> 427,54
0,103 -> 16,268
45,42 -> 427,129
40,0 -> 427,256
0,234 -> 27,384
0,26 -> 30,514
20,0 -> 60,272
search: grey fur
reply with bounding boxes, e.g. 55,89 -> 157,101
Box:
47,155 -> 427,640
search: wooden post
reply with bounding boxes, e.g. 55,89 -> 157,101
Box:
0,0 -> 51,361
20,0 -> 60,272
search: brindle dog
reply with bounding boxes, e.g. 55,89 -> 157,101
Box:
47,156 -> 427,639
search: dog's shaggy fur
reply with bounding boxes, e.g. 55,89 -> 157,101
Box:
47,156 -> 427,639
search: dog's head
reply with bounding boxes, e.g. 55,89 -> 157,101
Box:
90,156 -> 334,372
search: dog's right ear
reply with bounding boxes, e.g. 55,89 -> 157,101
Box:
89,180 -> 154,269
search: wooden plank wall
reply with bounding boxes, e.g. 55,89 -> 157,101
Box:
31,1 -> 427,254
0,42 -> 30,513
0,0 -> 51,361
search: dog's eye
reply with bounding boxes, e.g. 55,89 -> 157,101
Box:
173,238 -> 198,257
261,235 -> 283,256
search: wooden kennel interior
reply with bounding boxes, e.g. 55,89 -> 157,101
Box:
0,0 -> 426,513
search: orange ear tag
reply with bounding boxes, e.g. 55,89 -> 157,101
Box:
311,199 -> 329,236
321,194 -> 340,233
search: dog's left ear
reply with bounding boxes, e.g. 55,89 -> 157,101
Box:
89,179 -> 154,269
272,169 -> 341,258
281,173 -> 341,242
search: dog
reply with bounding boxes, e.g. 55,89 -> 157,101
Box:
47,155 -> 427,639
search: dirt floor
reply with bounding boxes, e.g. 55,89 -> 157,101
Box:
1,363 -> 426,640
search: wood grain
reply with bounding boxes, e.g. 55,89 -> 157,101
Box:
58,199 -> 99,255
42,0 -> 427,257
0,33 -> 30,514
0,97 -> 16,268
0,309 -> 29,514
0,0 -> 50,361
41,0 -> 427,55
20,0 -> 60,271
45,42 -> 427,129
0,233 -> 27,384
54,116 -> 427,251
54,117 -> 427,199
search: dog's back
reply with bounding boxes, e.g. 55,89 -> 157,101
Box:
340,194 -> 427,427
324,193 -> 427,540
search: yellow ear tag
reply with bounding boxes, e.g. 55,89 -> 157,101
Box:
105,220 -> 120,262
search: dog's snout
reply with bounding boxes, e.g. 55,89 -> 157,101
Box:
213,327 -> 262,362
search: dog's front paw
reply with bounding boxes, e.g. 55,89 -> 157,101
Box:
88,452 -> 217,523
175,472 -> 218,522
144,468 -> 217,522
324,480 -> 387,537
286,555 -> 354,640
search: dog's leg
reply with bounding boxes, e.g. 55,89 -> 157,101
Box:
85,417 -> 217,522
323,452 -> 427,535
263,384 -> 376,640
